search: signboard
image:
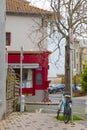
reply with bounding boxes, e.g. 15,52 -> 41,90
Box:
8,63 -> 39,68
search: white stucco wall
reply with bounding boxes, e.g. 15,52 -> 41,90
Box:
6,15 -> 47,51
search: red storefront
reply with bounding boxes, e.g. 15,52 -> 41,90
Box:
8,51 -> 50,96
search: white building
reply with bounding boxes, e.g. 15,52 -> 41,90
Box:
6,0 -> 52,102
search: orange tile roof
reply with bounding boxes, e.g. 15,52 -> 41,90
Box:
6,0 -> 52,16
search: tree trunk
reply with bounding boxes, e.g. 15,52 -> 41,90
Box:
65,40 -> 71,94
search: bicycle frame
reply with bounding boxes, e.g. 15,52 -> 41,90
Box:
57,93 -> 72,123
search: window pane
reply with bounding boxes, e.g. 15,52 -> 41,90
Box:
22,69 -> 33,88
14,68 -> 33,88
6,32 -> 11,46
36,73 -> 42,85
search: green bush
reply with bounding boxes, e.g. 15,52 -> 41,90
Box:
73,90 -> 87,97
81,61 -> 87,92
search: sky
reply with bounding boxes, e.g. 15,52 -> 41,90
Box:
28,0 -> 51,10
28,0 -> 65,77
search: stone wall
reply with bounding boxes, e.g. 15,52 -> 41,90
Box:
6,67 -> 19,116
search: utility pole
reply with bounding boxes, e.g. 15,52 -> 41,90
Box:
0,0 -> 6,119
20,46 -> 23,112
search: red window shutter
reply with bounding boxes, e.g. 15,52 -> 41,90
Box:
6,32 -> 11,46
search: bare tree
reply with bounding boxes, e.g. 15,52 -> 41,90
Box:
29,0 -> 87,93
49,0 -> 87,93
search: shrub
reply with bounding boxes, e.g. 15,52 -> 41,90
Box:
73,90 -> 87,97
81,61 -> 87,92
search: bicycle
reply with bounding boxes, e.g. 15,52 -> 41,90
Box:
57,93 -> 72,124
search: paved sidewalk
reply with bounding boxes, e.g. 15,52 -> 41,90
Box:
0,112 -> 87,130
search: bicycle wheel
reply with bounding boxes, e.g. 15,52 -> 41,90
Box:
57,109 -> 60,119
63,104 -> 71,123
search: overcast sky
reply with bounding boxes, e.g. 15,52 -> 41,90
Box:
28,0 -> 51,10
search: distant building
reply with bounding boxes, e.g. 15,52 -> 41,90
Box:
48,76 -> 62,85
72,39 -> 87,74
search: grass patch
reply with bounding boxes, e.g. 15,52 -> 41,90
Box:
73,115 -> 84,120
56,115 -> 83,121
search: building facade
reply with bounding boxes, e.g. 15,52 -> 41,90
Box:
72,39 -> 87,75
0,0 -> 6,120
6,0 -> 52,102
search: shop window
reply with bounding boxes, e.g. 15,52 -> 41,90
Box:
22,69 -> 33,88
6,32 -> 11,46
14,68 -> 33,89
36,73 -> 42,85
